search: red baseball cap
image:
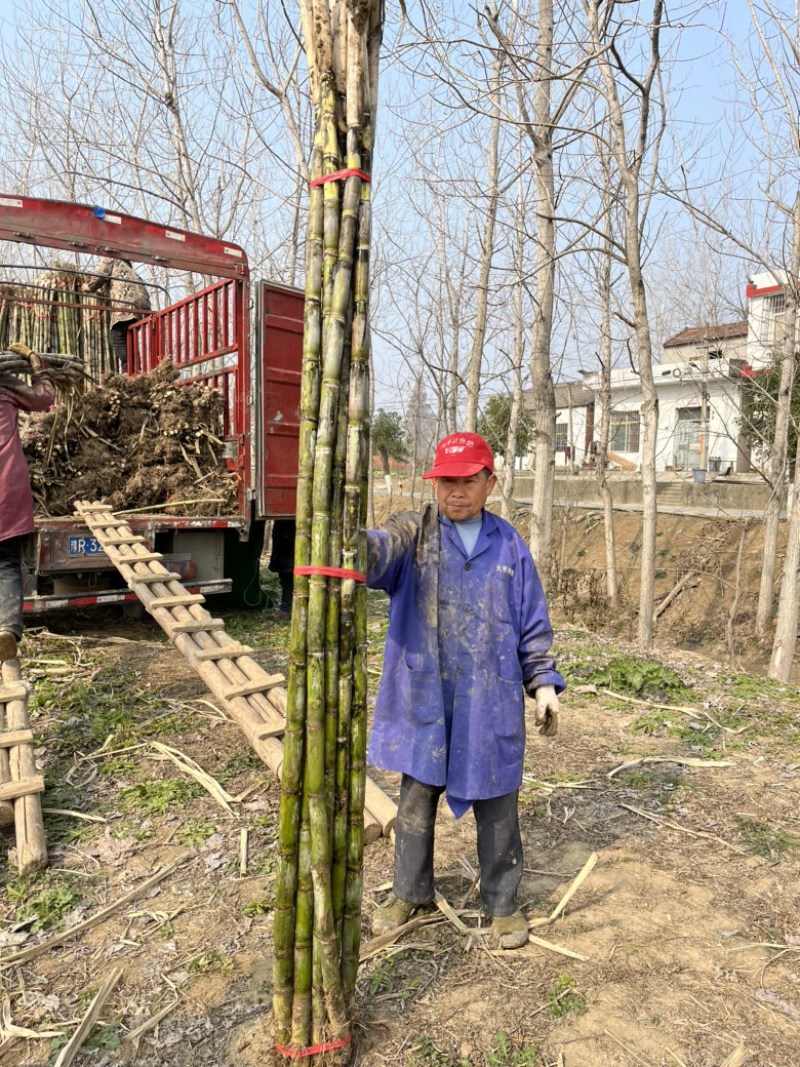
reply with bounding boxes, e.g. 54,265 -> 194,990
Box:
422,432 -> 494,480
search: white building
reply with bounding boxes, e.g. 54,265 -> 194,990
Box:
526,320 -> 755,475
521,267 -> 800,475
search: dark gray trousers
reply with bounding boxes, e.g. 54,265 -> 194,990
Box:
0,536 -> 23,640
393,773 -> 523,917
109,322 -> 130,373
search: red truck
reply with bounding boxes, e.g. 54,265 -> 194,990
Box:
0,195 -> 302,614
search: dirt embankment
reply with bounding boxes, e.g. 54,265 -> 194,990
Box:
548,507 -> 780,674
375,489 -> 784,677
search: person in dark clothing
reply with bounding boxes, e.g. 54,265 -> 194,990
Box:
0,342 -> 56,661
268,518 -> 296,614
82,259 -> 151,372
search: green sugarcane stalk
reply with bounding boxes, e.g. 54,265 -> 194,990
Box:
301,116 -> 366,1048
332,138 -> 371,960
311,940 -> 324,1045
329,321 -> 354,934
273,139 -> 326,1047
290,812 -> 313,1047
339,163 -> 373,1001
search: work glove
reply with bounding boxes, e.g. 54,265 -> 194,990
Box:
9,341 -> 44,370
524,681 -> 560,736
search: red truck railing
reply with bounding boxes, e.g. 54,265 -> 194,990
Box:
128,278 -> 251,516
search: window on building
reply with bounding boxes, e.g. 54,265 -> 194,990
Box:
610,411 -> 640,453
554,421 -> 568,451
763,292 -> 786,347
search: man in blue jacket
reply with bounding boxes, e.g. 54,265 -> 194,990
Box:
367,432 -> 565,949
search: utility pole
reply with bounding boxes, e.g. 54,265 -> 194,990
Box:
699,350 -> 710,472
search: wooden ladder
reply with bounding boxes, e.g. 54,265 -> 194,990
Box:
73,502 -> 396,840
0,657 -> 47,873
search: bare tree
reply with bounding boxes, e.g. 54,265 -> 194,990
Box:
743,2 -> 800,641
0,0 -> 307,290
586,0 -> 666,648
595,172 -> 619,603
485,0 -> 594,587
463,43 -> 505,431
224,0 -> 312,284
724,2 -> 800,675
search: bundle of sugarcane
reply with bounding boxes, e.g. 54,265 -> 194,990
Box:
80,287 -> 112,380
272,1 -> 383,1063
0,265 -> 116,379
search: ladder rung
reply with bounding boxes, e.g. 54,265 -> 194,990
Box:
192,645 -> 253,661
0,775 -> 44,801
149,594 -> 206,609
255,724 -> 285,739
0,684 -> 30,702
88,521 -> 128,532
0,729 -> 34,747
125,572 -> 182,584
102,534 -> 146,546
76,505 -> 114,516
109,551 -> 164,564
169,619 -> 226,634
223,676 -> 285,700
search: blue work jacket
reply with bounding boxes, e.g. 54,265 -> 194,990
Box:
367,503 -> 565,812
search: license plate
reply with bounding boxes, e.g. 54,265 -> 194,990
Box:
68,536 -> 105,557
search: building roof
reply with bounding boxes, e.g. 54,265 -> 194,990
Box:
664,321 -> 747,348
553,382 -> 594,406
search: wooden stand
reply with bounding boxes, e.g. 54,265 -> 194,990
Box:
74,502 -> 398,839
0,658 -> 48,873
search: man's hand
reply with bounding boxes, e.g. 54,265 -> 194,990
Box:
9,341 -> 44,370
533,684 -> 560,736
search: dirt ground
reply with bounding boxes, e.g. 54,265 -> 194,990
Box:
2,506 -> 800,1067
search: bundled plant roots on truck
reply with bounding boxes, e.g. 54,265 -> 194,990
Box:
0,196 -> 303,615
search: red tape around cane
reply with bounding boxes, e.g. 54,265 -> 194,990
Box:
275,1033 -> 352,1059
309,168 -> 372,187
294,566 -> 366,583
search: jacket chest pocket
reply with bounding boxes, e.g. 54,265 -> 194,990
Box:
492,573 -> 515,624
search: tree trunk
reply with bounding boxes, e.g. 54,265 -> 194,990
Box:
770,430 -> 800,680
625,191 -> 659,649
528,0 -> 557,589
497,137 -> 528,521
464,48 -> 503,432
588,0 -> 665,647
757,192 -> 800,635
596,183 -> 618,602
769,196 -> 800,676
